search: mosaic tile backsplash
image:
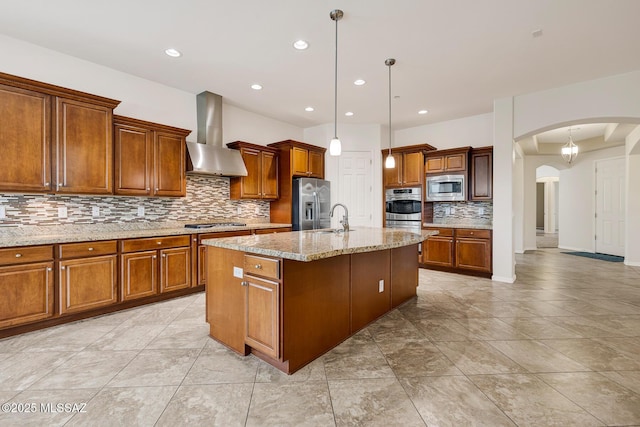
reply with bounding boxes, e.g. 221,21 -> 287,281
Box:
433,201 -> 493,224
0,175 -> 270,227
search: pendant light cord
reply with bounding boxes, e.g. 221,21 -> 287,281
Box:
334,14 -> 338,140
388,62 -> 392,155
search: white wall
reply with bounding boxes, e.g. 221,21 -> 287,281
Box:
395,113 -> 493,149
625,126 -> 640,266
0,34 -> 302,145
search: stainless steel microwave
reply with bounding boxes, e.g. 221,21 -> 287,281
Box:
426,174 -> 465,201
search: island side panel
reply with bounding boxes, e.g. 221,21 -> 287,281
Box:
282,255 -> 350,373
391,243 -> 419,308
206,246 -> 248,355
351,249 -> 392,332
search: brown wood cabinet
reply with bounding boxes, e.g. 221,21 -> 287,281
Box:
0,72 -> 120,195
227,141 -> 279,200
421,227 -> 492,275
58,241 -> 118,315
425,147 -> 470,174
470,146 -> 493,201
114,116 -> 191,197
0,246 -> 54,328
120,235 -> 191,301
267,140 -> 327,224
381,144 -> 436,188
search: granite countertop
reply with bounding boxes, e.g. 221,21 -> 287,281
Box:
423,222 -> 493,230
0,221 -> 291,248
202,227 -> 436,262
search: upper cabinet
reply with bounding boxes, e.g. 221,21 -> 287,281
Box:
227,141 -> 279,200
425,147 -> 471,174
114,116 -> 191,197
381,144 -> 436,188
269,140 -> 325,179
469,146 -> 493,201
0,72 -> 120,195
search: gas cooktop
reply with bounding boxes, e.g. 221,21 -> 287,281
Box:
184,222 -> 247,229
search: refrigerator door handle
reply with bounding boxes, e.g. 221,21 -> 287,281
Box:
313,191 -> 319,230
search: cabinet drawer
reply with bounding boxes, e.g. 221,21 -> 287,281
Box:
244,255 -> 280,280
58,240 -> 117,259
456,229 -> 491,239
253,227 -> 292,235
0,245 -> 53,266
121,235 -> 190,252
198,230 -> 251,243
424,228 -> 453,237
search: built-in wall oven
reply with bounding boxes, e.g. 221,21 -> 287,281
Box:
385,187 -> 422,231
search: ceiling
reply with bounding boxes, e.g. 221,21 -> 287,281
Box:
2,0 -> 640,132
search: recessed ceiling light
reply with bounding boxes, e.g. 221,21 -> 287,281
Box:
345,111 -> 354,117
251,84 -> 263,90
293,40 -> 309,50
354,79 -> 366,86
418,109 -> 429,115
305,106 -> 314,112
164,48 -> 181,58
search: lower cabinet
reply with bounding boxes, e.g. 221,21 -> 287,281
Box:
58,241 -> 118,315
351,250 -> 391,332
422,227 -> 492,275
0,245 -> 54,328
120,235 -> 190,301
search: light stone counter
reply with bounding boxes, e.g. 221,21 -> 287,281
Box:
0,221 -> 291,248
202,227 -> 436,262
423,222 -> 492,230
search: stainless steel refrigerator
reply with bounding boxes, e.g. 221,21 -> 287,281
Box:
292,178 -> 331,231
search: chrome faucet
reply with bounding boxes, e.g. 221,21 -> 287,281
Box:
330,203 -> 350,232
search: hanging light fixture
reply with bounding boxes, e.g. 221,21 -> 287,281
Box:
329,9 -> 343,156
561,127 -> 579,165
384,58 -> 396,168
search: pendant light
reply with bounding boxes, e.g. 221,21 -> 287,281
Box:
384,58 -> 396,168
561,127 -> 579,165
329,9 -> 343,156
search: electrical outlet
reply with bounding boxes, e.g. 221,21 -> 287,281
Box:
92,206 -> 100,218
445,206 -> 451,215
378,279 -> 384,293
237,206 -> 242,215
58,206 -> 67,218
479,207 -> 484,215
137,206 -> 145,217
0,206 -> 5,219
233,266 -> 243,279
255,207 -> 260,215
451,207 -> 456,214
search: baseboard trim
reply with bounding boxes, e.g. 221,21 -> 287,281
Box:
491,274 -> 516,283
624,260 -> 640,267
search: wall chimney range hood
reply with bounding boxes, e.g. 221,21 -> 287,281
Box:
186,91 -> 248,177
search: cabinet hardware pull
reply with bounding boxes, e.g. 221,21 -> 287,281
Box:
88,247 -> 94,251
155,188 -> 159,191
152,255 -> 157,259
47,267 -> 52,272
61,266 -> 66,270
241,281 -> 248,287
15,253 -> 22,258
44,182 -> 49,186
162,254 -> 166,258
157,241 -> 162,245
146,187 -> 150,191
255,264 -> 262,269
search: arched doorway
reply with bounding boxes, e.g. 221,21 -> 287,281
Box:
536,165 -> 559,249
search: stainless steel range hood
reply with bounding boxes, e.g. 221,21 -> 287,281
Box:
186,91 -> 248,177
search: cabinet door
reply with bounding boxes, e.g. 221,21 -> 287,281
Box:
308,150 -> 324,178
114,123 -> 152,196
422,236 -> 454,267
0,262 -> 54,328
470,150 -> 493,200
54,97 -> 113,194
402,151 -> 424,185
261,150 -> 279,199
425,156 -> 445,174
154,131 -> 186,197
455,238 -> 491,272
291,147 -> 309,176
0,85 -> 51,192
59,255 -> 117,314
239,147 -> 262,198
244,274 -> 280,359
383,153 -> 403,187
121,250 -> 158,301
160,247 -> 191,293
445,153 -> 466,171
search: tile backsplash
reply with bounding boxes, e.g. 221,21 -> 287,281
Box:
0,175 -> 270,227
433,201 -> 493,223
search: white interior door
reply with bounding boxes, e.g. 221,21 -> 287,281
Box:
338,151 -> 373,227
595,157 -> 625,256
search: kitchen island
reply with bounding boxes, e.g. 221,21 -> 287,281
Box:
203,227 -> 434,374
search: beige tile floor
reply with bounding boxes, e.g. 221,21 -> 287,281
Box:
1,248 -> 640,426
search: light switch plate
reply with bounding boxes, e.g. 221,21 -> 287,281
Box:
92,206 -> 100,218
233,266 -> 243,279
255,207 -> 260,215
58,206 -> 67,218
0,206 -> 5,219
479,207 -> 485,215
137,206 -> 145,217
237,206 -> 242,215
378,279 -> 384,293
